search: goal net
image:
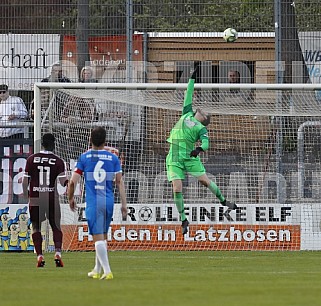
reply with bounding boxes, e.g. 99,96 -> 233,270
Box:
33,82 -> 321,251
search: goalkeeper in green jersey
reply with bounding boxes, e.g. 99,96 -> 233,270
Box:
166,64 -> 237,235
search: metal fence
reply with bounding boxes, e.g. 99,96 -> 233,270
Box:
0,1 -> 320,89
1,0 -> 321,201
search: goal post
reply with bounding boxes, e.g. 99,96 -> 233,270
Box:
33,82 -> 321,251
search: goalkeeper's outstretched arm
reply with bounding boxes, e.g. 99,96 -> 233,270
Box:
182,79 -> 194,115
182,63 -> 200,115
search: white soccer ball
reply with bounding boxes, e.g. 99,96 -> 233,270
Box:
223,28 -> 238,43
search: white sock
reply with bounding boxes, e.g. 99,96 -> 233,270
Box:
93,254 -> 102,273
95,240 -> 111,274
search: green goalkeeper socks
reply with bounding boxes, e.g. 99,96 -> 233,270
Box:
173,192 -> 186,221
209,181 -> 225,203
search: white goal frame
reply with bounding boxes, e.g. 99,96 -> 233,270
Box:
32,82 -> 321,251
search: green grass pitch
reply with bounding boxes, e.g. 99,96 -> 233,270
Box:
1,251 -> 321,306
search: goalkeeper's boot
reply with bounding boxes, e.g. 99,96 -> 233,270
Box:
37,255 -> 45,268
221,200 -> 238,210
181,219 -> 189,235
54,254 -> 64,267
100,272 -> 114,280
88,270 -> 101,279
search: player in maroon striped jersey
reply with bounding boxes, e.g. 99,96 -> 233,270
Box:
23,133 -> 68,268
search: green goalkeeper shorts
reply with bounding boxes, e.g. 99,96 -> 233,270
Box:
166,152 -> 206,181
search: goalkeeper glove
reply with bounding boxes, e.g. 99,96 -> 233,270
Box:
190,62 -> 200,80
190,146 -> 203,157
221,199 -> 238,210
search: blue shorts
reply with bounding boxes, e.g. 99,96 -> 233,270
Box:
86,203 -> 114,235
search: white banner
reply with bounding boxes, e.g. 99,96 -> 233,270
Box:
5,202 -> 321,250
299,32 -> 321,102
0,34 -> 60,91
299,32 -> 321,85
62,202 -> 300,226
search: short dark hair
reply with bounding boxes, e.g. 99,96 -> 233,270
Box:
42,133 -> 55,151
90,127 -> 106,147
0,84 -> 8,91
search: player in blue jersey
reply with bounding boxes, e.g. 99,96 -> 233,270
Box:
67,126 -> 127,280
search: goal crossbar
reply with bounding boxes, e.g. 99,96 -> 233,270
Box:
34,82 -> 321,90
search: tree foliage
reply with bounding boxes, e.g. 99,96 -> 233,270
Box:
1,0 -> 320,34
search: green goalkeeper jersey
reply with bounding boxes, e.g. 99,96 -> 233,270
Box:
167,79 -> 209,159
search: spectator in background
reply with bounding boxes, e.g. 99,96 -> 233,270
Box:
30,63 -> 72,120
227,69 -> 241,94
0,84 -> 28,139
60,95 -> 96,160
80,66 -> 97,83
42,63 -> 71,83
56,66 -> 97,162
60,96 -> 96,124
228,69 -> 241,84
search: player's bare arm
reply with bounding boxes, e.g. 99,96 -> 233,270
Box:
115,172 -> 127,220
67,172 -> 81,212
22,175 -> 29,198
